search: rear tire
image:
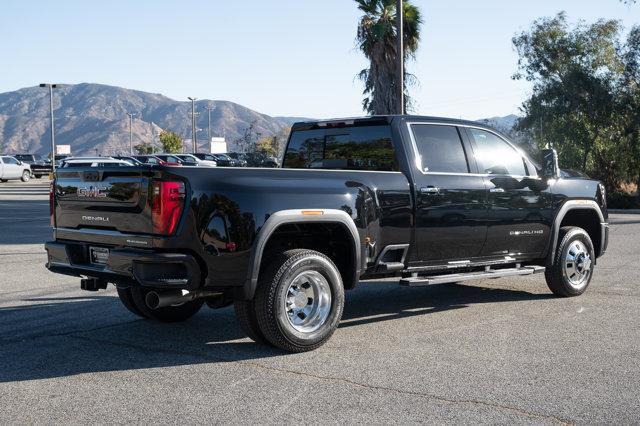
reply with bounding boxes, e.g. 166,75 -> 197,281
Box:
21,171 -> 30,182
234,299 -> 269,344
116,287 -> 149,318
545,226 -> 595,297
1,179 -> 7,183
129,286 -> 204,322
253,249 -> 345,352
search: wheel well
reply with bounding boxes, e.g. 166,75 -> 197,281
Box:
261,222 -> 357,289
559,209 -> 602,256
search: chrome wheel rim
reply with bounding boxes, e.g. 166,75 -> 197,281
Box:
285,271 -> 331,333
564,240 -> 592,288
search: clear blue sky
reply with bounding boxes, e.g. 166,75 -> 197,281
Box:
1,0 -> 638,120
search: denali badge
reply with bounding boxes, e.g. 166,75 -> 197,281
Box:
77,186 -> 108,198
82,215 -> 110,222
510,230 -> 544,236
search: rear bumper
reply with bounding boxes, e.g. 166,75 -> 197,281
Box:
45,241 -> 201,290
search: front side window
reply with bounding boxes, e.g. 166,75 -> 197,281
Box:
411,125 -> 469,173
3,156 -> 18,165
467,128 -> 527,176
283,125 -> 397,171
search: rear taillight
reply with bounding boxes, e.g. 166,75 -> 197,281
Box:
151,181 -> 186,235
49,180 -> 55,226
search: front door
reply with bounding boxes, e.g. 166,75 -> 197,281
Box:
1,156 -> 20,178
409,123 -> 489,264
464,127 -> 551,258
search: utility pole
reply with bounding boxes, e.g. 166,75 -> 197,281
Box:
396,0 -> 404,115
203,105 -> 214,145
126,112 -> 135,155
188,97 -> 197,153
39,83 -> 60,172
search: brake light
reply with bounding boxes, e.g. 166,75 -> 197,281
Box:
49,180 -> 55,226
151,181 -> 186,235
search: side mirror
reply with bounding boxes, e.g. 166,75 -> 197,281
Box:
541,148 -> 560,179
17,160 -> 22,165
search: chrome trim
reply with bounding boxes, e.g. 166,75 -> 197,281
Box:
245,209 -> 361,299
374,243 -> 409,267
405,121 -> 536,178
549,200 -> 606,263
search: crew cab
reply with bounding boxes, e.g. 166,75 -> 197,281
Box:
45,116 -> 609,352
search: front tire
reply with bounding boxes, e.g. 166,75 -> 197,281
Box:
21,171 -> 30,182
545,226 -> 595,297
253,249 -> 345,352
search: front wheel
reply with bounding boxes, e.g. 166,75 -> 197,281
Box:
251,249 -> 345,352
545,226 -> 595,297
21,171 -> 30,182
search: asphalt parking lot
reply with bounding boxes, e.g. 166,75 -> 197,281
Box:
1,178 -> 639,424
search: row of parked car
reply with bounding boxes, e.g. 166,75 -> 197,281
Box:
0,154 -> 51,182
0,151 -> 280,181
58,152 -> 279,168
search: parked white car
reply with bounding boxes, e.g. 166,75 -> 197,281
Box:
0,155 -> 32,182
176,154 -> 217,167
61,157 -> 135,168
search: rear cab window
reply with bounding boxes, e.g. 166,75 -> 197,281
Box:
283,125 -> 398,171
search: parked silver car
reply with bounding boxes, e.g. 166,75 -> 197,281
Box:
0,155 -> 32,182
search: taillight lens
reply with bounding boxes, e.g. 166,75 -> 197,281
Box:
49,180 -> 55,226
151,181 -> 186,235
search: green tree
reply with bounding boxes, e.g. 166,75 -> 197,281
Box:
134,142 -> 155,155
159,130 -> 183,154
355,0 -> 422,114
256,136 -> 277,157
512,12 -> 629,193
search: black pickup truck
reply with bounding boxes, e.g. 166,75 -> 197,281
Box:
45,116 -> 609,352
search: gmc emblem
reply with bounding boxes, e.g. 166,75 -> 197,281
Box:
77,186 -> 108,198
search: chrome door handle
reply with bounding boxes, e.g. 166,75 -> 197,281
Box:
420,186 -> 440,194
489,188 -> 505,193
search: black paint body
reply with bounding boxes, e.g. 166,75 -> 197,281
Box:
46,116 -> 608,299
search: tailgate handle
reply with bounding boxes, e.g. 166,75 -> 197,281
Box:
82,171 -> 102,182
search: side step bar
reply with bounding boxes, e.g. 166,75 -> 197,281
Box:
399,265 -> 545,287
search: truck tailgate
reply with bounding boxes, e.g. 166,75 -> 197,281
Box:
54,167 -> 153,234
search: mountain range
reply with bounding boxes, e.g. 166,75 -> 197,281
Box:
0,83 -> 297,155
0,83 -> 520,155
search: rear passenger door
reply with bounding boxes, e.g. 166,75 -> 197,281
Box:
464,127 -> 550,258
408,123 -> 489,263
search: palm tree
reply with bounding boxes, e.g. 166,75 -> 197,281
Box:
356,0 -> 422,115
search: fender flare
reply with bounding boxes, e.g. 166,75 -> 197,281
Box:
548,200 -> 606,264
242,209 -> 361,299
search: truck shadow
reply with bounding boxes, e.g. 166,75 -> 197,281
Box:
0,280 -> 553,383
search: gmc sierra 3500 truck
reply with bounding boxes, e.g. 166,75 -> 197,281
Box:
45,116 -> 609,352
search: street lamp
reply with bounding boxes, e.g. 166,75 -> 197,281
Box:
39,83 -> 60,171
126,112 -> 136,155
396,0 -> 404,114
203,105 -> 214,144
188,97 -> 198,153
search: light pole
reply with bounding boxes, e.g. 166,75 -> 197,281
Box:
188,97 -> 197,153
39,83 -> 60,171
126,112 -> 135,155
396,0 -> 404,115
203,105 -> 214,145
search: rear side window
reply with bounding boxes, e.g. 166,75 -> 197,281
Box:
283,125 -> 398,171
410,125 -> 469,173
467,128 -> 526,176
